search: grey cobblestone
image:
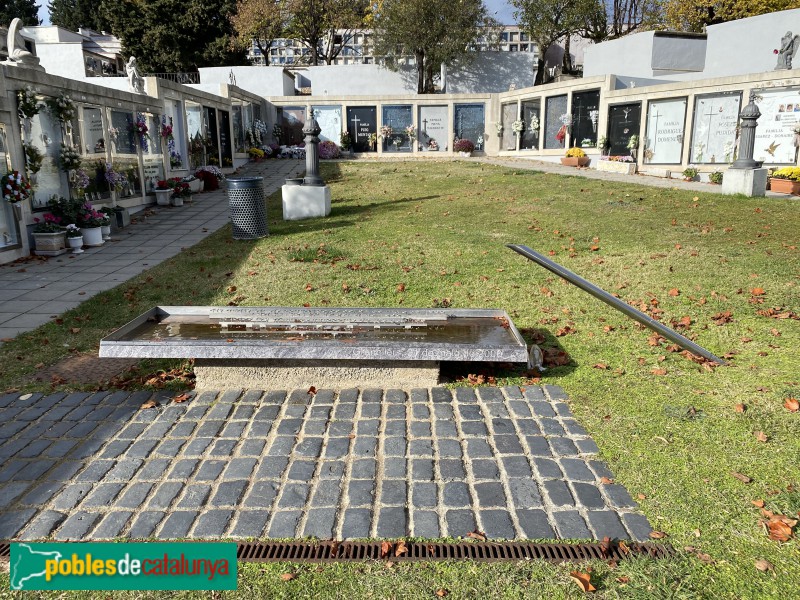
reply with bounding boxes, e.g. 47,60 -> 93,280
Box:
413,510 -> 440,537
0,508 -> 38,538
160,511 -> 199,538
56,511 -> 100,540
341,508 -> 371,538
129,511 -> 165,538
92,511 -> 133,539
268,510 -> 301,537
552,510 -> 592,538
586,510 -> 628,540
177,484 -> 212,509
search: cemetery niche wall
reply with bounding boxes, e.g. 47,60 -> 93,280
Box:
521,99 -> 541,150
753,87 -> 800,164
607,103 -> 641,156
382,105 -> 412,152
689,92 -> 741,164
279,106 -> 305,146
454,104 -> 485,151
570,90 -> 600,149
501,103 -> 517,151
311,105 -> 342,144
418,106 -> 448,152
544,95 -> 568,150
346,106 -> 377,153
644,98 -> 687,164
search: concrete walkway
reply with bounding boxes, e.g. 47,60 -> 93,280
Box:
0,385 -> 652,542
0,160 -> 303,342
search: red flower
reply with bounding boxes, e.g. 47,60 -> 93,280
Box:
774,49 -> 779,54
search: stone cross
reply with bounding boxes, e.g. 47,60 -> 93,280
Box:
302,110 -> 324,186
730,92 -> 761,169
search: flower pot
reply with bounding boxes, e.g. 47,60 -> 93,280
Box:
154,189 -> 172,206
80,226 -> 104,247
767,178 -> 800,195
187,178 -> 203,193
101,224 -> 111,240
171,195 -> 184,207
459,151 -> 472,158
561,157 -> 591,167
67,236 -> 84,254
33,231 -> 67,256
597,160 -> 637,175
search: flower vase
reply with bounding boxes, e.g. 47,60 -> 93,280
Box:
154,189 -> 172,206
101,225 -> 111,240
80,226 -> 104,247
11,202 -> 22,221
67,236 -> 84,254
33,232 -> 67,256
171,195 -> 184,207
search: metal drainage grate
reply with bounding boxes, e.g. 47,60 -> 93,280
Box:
0,541 -> 673,563
236,541 -> 674,563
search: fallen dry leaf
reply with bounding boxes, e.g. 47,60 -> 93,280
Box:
280,573 -> 296,581
435,589 -> 449,597
569,571 -> 596,593
767,520 -> 794,542
731,472 -> 753,484
734,403 -> 746,413
140,399 -> 159,410
784,398 -> 799,412
755,559 -> 774,572
668,288 -> 680,296
396,283 -> 406,293
380,541 -> 392,559
395,540 -> 408,557
755,431 -> 769,443
600,477 -> 614,484
651,368 -> 668,376
751,287 -> 766,296
70,327 -> 81,334
467,529 -> 486,542
752,499 -> 766,508
307,386 -> 317,396
649,531 -> 667,539
173,393 -> 191,403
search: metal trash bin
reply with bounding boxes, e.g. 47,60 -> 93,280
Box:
226,177 -> 268,239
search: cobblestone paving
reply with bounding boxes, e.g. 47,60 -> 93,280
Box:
0,385 -> 652,542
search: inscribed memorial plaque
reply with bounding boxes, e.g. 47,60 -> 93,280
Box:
690,93 -> 740,163
644,98 -> 687,164
753,87 -> 800,164
501,103 -> 517,150
607,103 -> 641,156
346,106 -> 377,152
570,89 -> 600,147
279,106 -> 305,146
110,110 -> 136,155
521,100 -> 541,150
219,110 -> 232,164
418,106 -> 447,152
142,157 -> 164,192
454,104 -> 485,150
204,107 -> 220,165
29,111 -> 69,209
311,105 -> 342,143
382,105 -> 412,152
544,95 -> 568,149
83,107 -> 105,154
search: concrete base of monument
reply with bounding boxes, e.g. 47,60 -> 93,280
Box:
282,184 -> 331,220
721,168 -> 768,197
193,359 -> 440,390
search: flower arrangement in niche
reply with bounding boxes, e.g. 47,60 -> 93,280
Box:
2,171 -> 32,203
131,114 -> 150,152
496,121 -> 504,134
32,213 -> 63,233
23,143 -> 43,175
454,139 -> 475,153
104,163 -> 128,191
46,92 -> 77,123
169,151 -> 182,169
59,144 -> 81,171
512,119 -> 525,135
627,135 -> 639,151
17,86 -> 41,119
559,113 -> 573,127
368,132 -> 378,147
589,109 -> 599,132
405,125 -> 417,142
160,117 -> 173,139
72,168 -> 90,191
529,115 -> 540,132
108,127 -> 120,143
272,124 -> 283,140
724,140 -> 736,162
379,125 -> 393,138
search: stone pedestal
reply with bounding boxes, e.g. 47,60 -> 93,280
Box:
282,184 -> 331,220
721,168 -> 768,197
194,359 -> 440,390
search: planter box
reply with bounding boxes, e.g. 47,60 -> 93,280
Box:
768,178 -> 800,195
597,160 -> 637,175
33,231 -> 67,256
560,157 -> 590,167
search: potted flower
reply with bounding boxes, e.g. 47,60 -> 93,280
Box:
77,202 -> 106,246
496,121 -> 504,136
405,125 -> 417,149
248,147 -> 265,161
598,135 -> 610,156
318,141 -> 340,159
2,170 -> 32,220
59,143 -> 81,172
182,174 -> 204,194
32,213 -> 67,255
454,139 -> 475,157
768,167 -> 800,194
195,165 -> 224,191
512,119 -> 525,137
170,178 -> 191,206
154,179 -> 173,205
682,166 -> 699,182
561,147 -> 590,167
627,134 -> 639,157
65,223 -> 83,254
98,207 -> 113,240
340,131 -> 352,156
709,171 -> 724,185
368,132 -> 377,150
23,143 -> 43,184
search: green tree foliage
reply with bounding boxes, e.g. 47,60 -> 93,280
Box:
372,0 -> 496,94
230,0 -> 290,60
0,0 -> 41,26
511,0 -> 595,85
287,0 -> 370,65
48,0 -> 110,31
101,0 -> 245,73
660,0 -> 800,32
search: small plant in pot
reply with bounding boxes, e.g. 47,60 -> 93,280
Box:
709,171 -> 724,185
768,166 -> 800,194
31,212 -> 67,255
154,179 -> 173,205
170,178 -> 191,206
64,223 -> 83,254
682,166 -> 699,181
454,139 -> 475,157
561,147 -> 589,167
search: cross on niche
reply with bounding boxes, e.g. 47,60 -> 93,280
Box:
649,107 -> 662,154
702,102 -> 717,151
351,114 -> 361,142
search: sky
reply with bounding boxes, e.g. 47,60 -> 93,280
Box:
37,0 -> 518,28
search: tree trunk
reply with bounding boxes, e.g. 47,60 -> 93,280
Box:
562,36 -> 573,73
415,50 -> 425,94
424,62 -> 436,94
534,52 -> 546,86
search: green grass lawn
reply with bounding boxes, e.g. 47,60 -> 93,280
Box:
1,160 -> 798,597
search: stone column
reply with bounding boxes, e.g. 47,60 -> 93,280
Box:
731,93 -> 761,170
302,111 -> 324,186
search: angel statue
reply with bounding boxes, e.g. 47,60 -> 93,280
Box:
126,56 -> 145,94
2,18 -> 43,70
775,31 -> 800,70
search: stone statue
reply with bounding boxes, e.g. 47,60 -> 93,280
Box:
2,18 -> 43,70
126,56 -> 145,94
775,31 -> 800,70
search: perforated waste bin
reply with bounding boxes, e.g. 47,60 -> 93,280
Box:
226,177 -> 268,239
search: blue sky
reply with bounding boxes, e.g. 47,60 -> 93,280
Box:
37,0 -> 518,28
